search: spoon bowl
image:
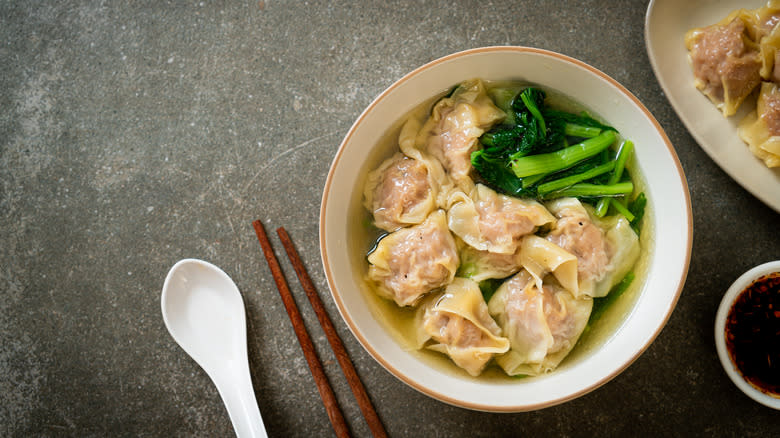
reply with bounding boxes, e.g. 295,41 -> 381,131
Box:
161,258 -> 268,438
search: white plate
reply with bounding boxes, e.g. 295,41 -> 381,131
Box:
645,0 -> 780,212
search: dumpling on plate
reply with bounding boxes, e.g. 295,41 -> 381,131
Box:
757,26 -> 780,82
363,153 -> 437,232
738,81 -> 780,167
747,1 -> 780,80
744,0 -> 780,42
544,198 -> 639,299
487,270 -> 592,376
416,278 -> 510,376
685,9 -> 762,116
447,184 -> 555,255
367,210 -> 459,307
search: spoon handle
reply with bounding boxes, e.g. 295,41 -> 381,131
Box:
213,362 -> 268,438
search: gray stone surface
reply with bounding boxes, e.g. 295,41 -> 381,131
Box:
1,0 -> 778,436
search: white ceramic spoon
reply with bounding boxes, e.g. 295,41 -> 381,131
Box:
161,258 -> 268,438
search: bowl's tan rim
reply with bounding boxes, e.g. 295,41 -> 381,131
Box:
319,45 -> 693,412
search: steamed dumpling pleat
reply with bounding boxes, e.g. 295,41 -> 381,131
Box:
738,81 -> 780,167
363,153 -> 437,232
407,79 -> 505,188
416,278 -> 510,376
456,238 -> 523,283
447,184 -> 555,255
544,198 -> 639,298
367,210 -> 459,307
751,3 -> 780,81
744,0 -> 780,42
759,26 -> 780,82
758,27 -> 780,82
519,235 -> 579,296
487,270 -> 592,376
398,113 -> 458,208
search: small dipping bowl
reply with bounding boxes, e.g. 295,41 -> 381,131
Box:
715,260 -> 780,410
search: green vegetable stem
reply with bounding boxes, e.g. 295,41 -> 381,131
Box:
471,85 -> 643,210
510,130 -> 617,178
594,139 -> 634,217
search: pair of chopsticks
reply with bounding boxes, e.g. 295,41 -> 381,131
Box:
252,220 -> 387,438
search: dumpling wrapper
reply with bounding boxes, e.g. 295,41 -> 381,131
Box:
363,152 -> 437,231
416,277 -> 510,376
487,270 -> 592,376
403,78 -> 505,191
367,210 -> 459,307
398,115 -> 457,209
739,81 -> 780,167
519,234 -> 579,297
447,184 -> 555,255
755,11 -> 780,81
743,1 -> 780,40
456,237 -> 523,283
685,10 -> 762,116
545,198 -> 640,299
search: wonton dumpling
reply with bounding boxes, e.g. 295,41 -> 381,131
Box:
407,79 -> 505,188
363,153 -> 436,231
398,114 -> 458,208
751,4 -> 780,81
447,184 -> 556,255
487,270 -> 592,376
416,278 -> 510,376
758,28 -> 780,82
738,81 -> 780,167
760,26 -> 780,83
544,198 -> 639,298
457,237 -> 523,283
744,0 -> 780,43
685,10 -> 762,116
367,210 -> 459,307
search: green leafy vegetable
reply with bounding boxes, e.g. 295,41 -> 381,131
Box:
470,148 -> 534,197
471,85 -> 641,209
480,125 -> 526,150
478,278 -> 505,303
543,108 -> 615,134
594,139 -> 634,217
516,88 -> 547,137
628,192 -> 647,233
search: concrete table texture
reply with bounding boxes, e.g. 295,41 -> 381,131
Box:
1,0 -> 777,436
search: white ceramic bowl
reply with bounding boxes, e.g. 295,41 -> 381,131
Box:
715,260 -> 780,410
320,46 -> 692,412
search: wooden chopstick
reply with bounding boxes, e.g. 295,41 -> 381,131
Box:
252,220 -> 351,438
276,227 -> 388,438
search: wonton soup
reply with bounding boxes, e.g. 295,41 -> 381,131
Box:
349,79 -> 653,380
